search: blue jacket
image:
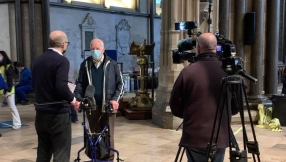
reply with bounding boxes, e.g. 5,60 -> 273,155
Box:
0,74 -> 8,90
18,67 -> 33,89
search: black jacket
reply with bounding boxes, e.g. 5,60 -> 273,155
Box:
74,54 -> 124,113
32,50 -> 74,114
169,53 -> 239,148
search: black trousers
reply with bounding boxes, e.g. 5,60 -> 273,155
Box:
186,148 -> 225,162
35,111 -> 71,162
86,105 -> 116,161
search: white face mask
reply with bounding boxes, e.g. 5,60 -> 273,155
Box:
0,56 -> 3,62
91,50 -> 102,60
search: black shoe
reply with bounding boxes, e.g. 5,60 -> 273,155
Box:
20,100 -> 29,105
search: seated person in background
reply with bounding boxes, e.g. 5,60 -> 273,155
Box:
15,62 -> 33,105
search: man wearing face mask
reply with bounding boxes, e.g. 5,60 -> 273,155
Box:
74,38 -> 124,161
32,30 -> 80,162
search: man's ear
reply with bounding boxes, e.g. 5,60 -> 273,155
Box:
61,42 -> 65,49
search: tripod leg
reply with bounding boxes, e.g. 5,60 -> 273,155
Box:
238,84 -> 255,162
179,147 -> 185,162
241,82 -> 261,162
174,146 -> 182,162
225,85 -> 234,160
207,78 -> 228,161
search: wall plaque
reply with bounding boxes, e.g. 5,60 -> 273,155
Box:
116,19 -> 131,55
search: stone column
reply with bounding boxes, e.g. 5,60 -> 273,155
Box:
22,3 -> 31,66
249,0 -> 265,98
265,0 -> 280,95
29,0 -> 37,65
279,0 -> 285,62
35,4 -> 43,57
8,3 -> 17,61
2,1 -> 44,67
219,0 -> 230,38
213,0 -> 219,33
195,0 -> 200,31
233,0 -> 246,59
283,0 -> 286,63
15,0 -> 24,62
152,0 -> 195,129
41,0 -> 50,52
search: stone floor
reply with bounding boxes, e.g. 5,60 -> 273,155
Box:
0,104 -> 286,162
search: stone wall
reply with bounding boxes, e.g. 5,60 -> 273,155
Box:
0,4 -> 12,58
49,3 -> 161,82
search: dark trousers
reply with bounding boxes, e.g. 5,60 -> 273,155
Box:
35,112 -> 71,162
15,85 -> 32,101
186,148 -> 225,162
70,105 -> 78,122
86,106 -> 116,161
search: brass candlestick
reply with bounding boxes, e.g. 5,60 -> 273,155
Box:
129,39 -> 155,111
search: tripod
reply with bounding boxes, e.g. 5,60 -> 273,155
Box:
74,102 -> 123,162
174,123 -> 240,162
206,75 -> 260,162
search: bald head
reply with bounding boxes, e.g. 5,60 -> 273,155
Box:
90,39 -> 105,53
197,33 -> 217,54
49,30 -> 68,48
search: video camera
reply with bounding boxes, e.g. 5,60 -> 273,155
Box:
172,21 -> 245,76
172,21 -> 198,64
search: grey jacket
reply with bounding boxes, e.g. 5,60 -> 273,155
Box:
74,54 -> 124,113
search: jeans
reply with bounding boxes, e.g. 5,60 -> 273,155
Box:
186,148 -> 225,162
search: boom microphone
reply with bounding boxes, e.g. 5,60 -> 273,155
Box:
84,85 -> 96,110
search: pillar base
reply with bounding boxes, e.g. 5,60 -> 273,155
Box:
247,94 -> 268,110
152,87 -> 182,129
123,108 -> 152,120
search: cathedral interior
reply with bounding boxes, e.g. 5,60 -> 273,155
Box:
0,0 -> 285,161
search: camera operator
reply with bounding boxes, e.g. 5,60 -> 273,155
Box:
74,38 -> 124,161
169,33 -> 238,162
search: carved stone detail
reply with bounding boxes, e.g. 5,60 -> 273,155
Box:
81,13 -> 95,27
116,19 -> 131,55
79,13 -> 97,56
